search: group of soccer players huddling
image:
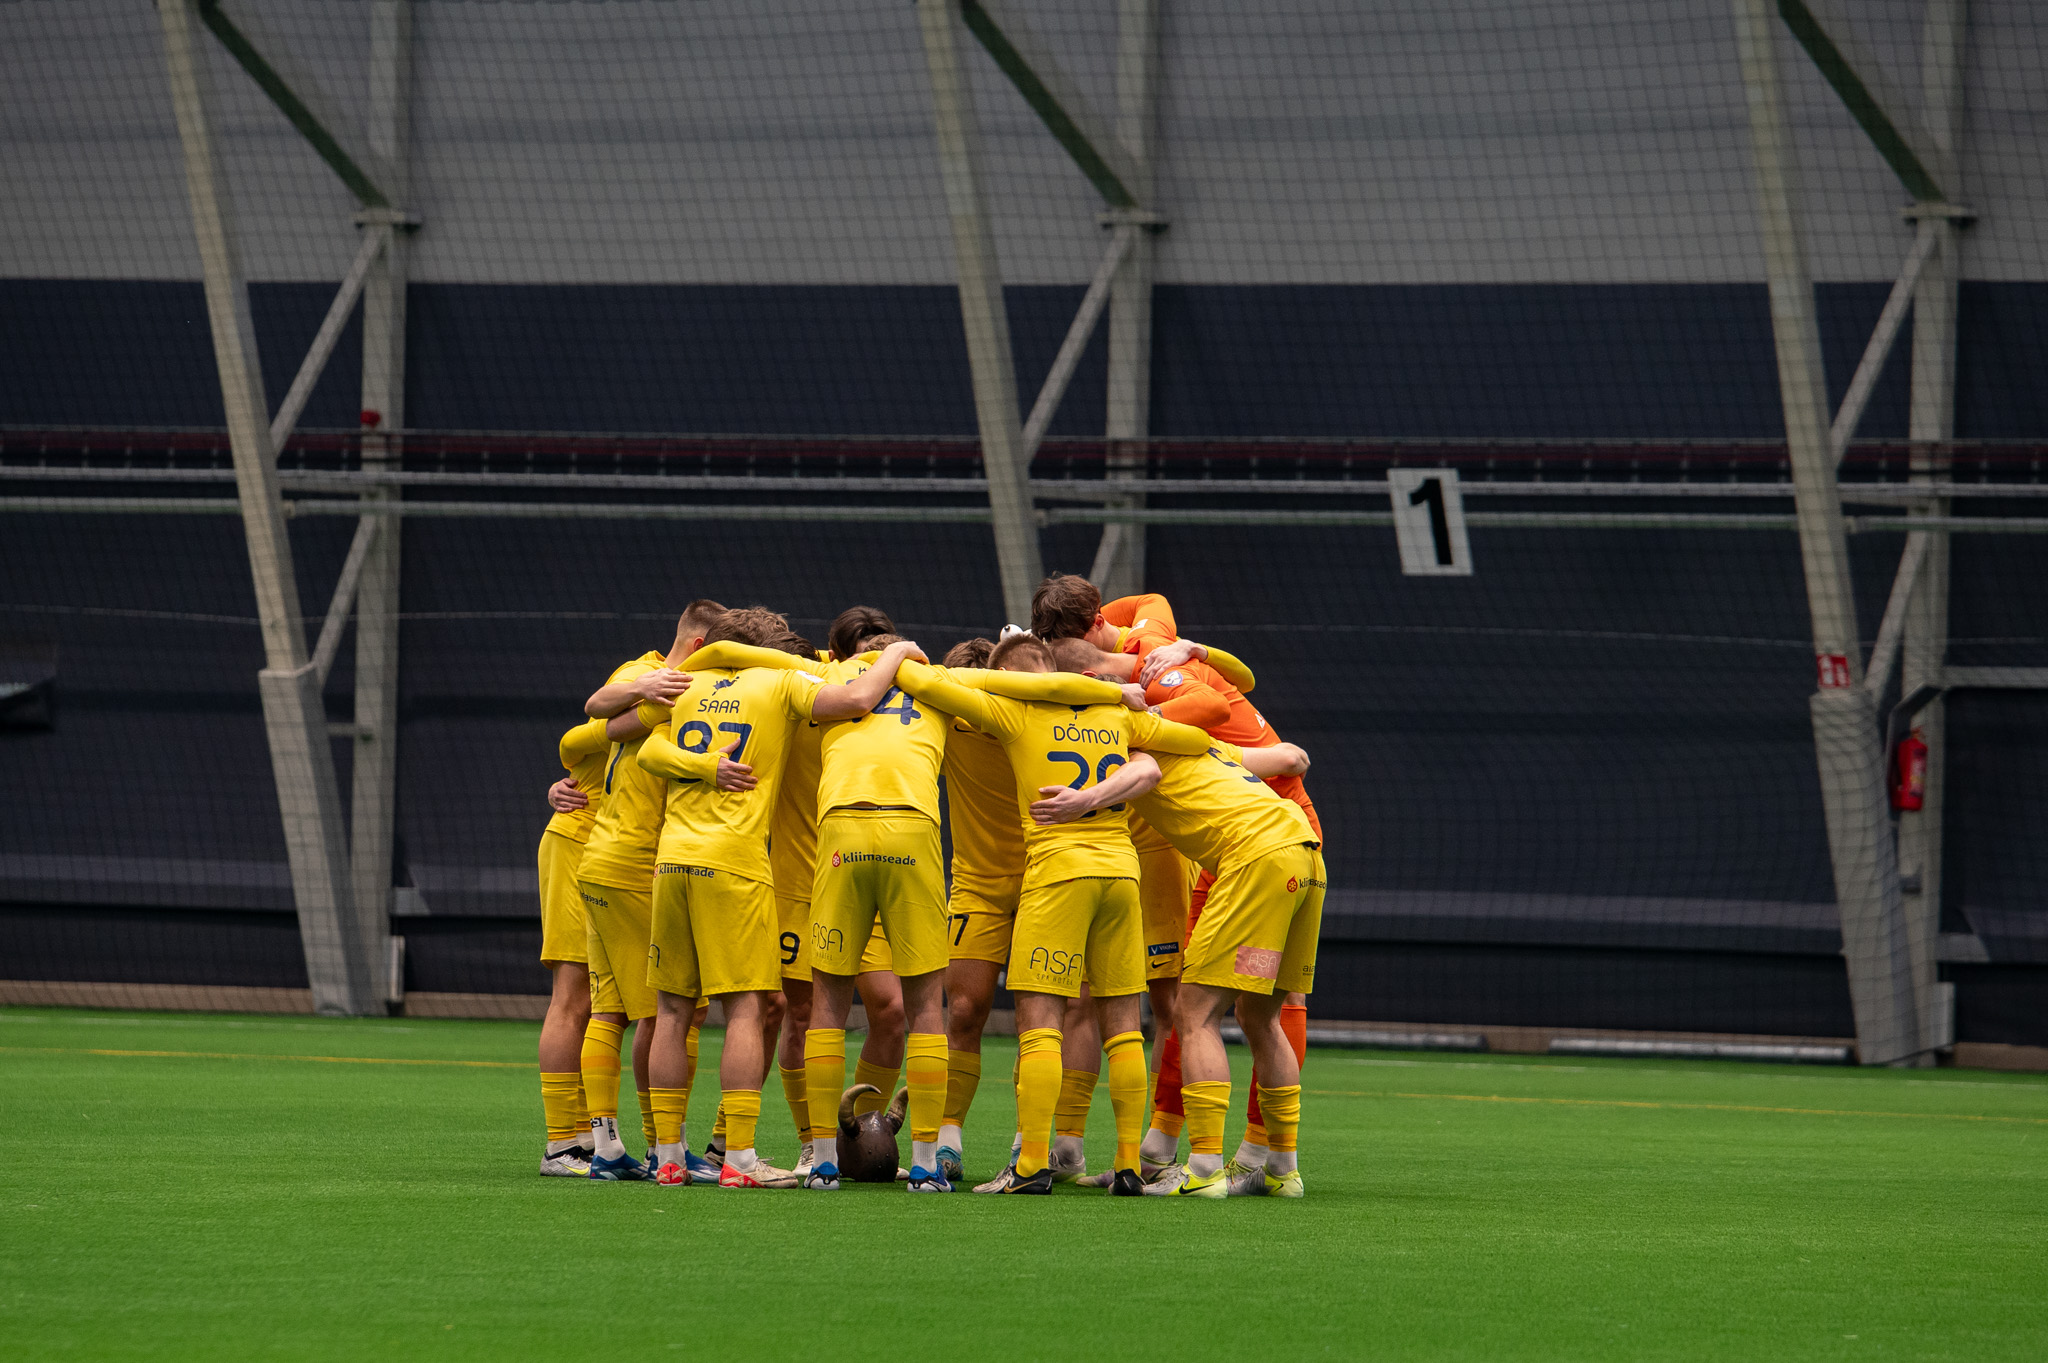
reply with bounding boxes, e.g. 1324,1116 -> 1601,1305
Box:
533,572 -> 1324,1197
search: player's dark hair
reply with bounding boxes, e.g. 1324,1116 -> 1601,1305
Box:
1030,573 -> 1100,640
776,632 -> 817,658
855,632 -> 903,652
989,634 -> 1055,673
1047,636 -> 1111,675
676,597 -> 727,643
942,637 -> 995,669
829,605 -> 896,661
707,606 -> 789,648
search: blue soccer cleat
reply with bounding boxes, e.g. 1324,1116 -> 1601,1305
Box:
684,1148 -> 724,1184
906,1164 -> 954,1193
587,1150 -> 650,1181
804,1161 -> 841,1191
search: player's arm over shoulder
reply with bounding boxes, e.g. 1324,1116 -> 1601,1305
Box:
1232,740 -> 1310,778
1126,710 -> 1213,756
559,717 -> 609,767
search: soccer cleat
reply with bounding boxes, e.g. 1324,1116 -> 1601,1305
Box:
936,1146 -> 963,1186
793,1141 -> 816,1180
720,1160 -> 800,1189
539,1148 -> 592,1178
1222,1157 -> 1268,1197
1046,1142 -> 1089,1184
976,1163 -> 1053,1195
1264,1168 -> 1305,1199
804,1161 -> 841,1191
587,1150 -> 650,1182
1173,1166 -> 1229,1198
1073,1170 -> 1115,1189
1109,1168 -> 1146,1197
906,1165 -> 954,1193
653,1160 -> 690,1187
684,1148 -> 724,1184
1139,1163 -> 1188,1196
1140,1156 -> 1177,1182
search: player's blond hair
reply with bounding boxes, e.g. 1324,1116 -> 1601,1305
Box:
988,634 -> 1055,672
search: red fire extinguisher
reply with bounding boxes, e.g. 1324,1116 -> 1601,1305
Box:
1892,728 -> 1928,811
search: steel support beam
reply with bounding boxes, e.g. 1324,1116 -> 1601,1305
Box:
917,0 -> 1042,625
1732,0 -> 1917,1064
1021,227 -> 1131,457
1829,221 -> 1938,464
270,224 -> 386,452
351,0 -> 412,1009
1775,0 -> 1952,202
197,0 -> 395,208
958,0 -> 1142,209
1094,0 -> 1159,601
1899,0 -> 1969,1057
158,0 -> 374,1016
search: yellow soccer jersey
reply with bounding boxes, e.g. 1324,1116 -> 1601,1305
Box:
770,715 -> 825,901
575,652 -> 671,891
894,663 -> 1210,890
941,719 -> 1025,886
816,652 -> 951,825
1129,743 -> 1318,878
544,717 -> 611,844
638,664 -> 827,882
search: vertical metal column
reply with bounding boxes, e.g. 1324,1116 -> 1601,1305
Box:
1095,0 -> 1158,600
916,0 -> 1044,626
351,0 -> 412,1006
157,0 -> 374,1015
1899,0 -> 1968,1052
1731,0 -> 1918,1063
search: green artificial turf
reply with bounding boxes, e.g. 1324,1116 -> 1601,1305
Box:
3,1008 -> 2045,1360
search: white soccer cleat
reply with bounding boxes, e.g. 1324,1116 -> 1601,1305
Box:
1139,1163 -> 1190,1196
792,1141 -> 816,1180
1222,1157 -> 1268,1197
720,1160 -> 800,1189
539,1148 -> 593,1178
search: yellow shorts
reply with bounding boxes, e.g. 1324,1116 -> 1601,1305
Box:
778,894 -> 896,980
810,811 -> 947,978
537,830 -> 589,966
1182,845 -> 1325,996
578,878 -> 656,1020
1135,841 -> 1190,981
1009,876 -> 1144,999
650,864 -> 781,1000
947,875 -> 1021,966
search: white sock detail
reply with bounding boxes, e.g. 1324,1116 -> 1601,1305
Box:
937,1123 -> 963,1151
546,1137 -> 584,1157
728,1148 -> 758,1172
1234,1140 -> 1270,1167
591,1116 -> 626,1160
1268,1150 -> 1298,1175
911,1139 -> 938,1172
656,1142 -> 684,1169
1189,1151 -> 1224,1178
812,1135 -> 838,1168
1140,1128 -> 1179,1164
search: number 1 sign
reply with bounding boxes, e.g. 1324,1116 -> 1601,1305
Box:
1388,469 -> 1473,576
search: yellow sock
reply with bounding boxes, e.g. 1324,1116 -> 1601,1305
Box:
1245,1121 -> 1269,1148
1257,1085 -> 1302,1154
1015,1028 -> 1062,1176
636,1088 -> 656,1151
780,1064 -> 810,1141
943,1049 -> 983,1128
722,1088 -> 761,1155
1104,1032 -> 1147,1172
714,1101 -> 727,1143
541,1071 -> 585,1144
1054,1067 -> 1098,1140
685,1020 -> 700,1090
1149,1110 -> 1185,1139
650,1086 -> 688,1150
580,1018 -> 624,1121
852,1057 -> 898,1118
804,1029 -> 846,1142
905,1033 -> 947,1144
1183,1079 -> 1231,1156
